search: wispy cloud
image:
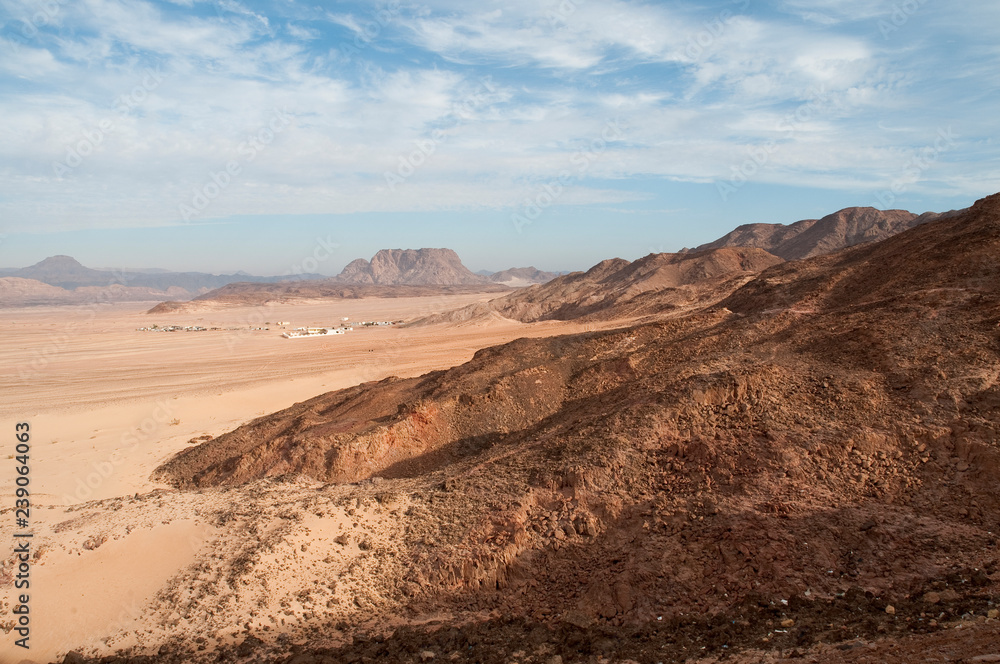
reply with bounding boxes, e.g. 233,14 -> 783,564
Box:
0,0 -> 996,234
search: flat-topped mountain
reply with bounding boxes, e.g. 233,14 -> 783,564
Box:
687,206 -> 963,260
333,248 -> 490,286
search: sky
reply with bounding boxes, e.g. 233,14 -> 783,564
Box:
0,0 -> 997,275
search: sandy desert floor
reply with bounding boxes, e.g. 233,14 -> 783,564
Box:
0,295 -> 609,664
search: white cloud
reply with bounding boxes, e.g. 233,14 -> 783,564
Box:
217,0 -> 269,30
780,0 -> 888,24
0,38 -> 65,76
0,0 -> 996,232
285,23 -> 318,41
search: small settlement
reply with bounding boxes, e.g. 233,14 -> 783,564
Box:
137,318 -> 401,338
282,325 -> 352,338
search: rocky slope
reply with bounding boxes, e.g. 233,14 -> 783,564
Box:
134,194 -> 1000,663
413,247 -> 784,325
687,206 -> 962,260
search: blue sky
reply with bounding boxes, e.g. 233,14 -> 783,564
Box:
0,0 -> 997,274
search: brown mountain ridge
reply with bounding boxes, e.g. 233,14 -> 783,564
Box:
686,205 -> 964,260
414,247 -> 784,325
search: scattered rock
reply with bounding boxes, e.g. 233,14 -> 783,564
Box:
885,605 -> 896,615
922,591 -> 942,605
939,588 -> 960,602
561,610 -> 593,629
287,655 -> 318,664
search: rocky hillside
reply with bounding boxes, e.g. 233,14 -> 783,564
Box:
413,247 -> 783,325
333,248 -> 490,286
687,206 -> 962,260
147,194 -> 1000,664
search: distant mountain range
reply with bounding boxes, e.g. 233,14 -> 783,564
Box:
0,255 -> 326,307
146,248 -> 556,312
0,251 -> 564,308
0,255 -> 324,291
4,205 -> 965,309
329,248 -> 561,287
414,205 -> 967,326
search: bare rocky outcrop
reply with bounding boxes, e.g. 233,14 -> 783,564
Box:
332,248 -> 491,286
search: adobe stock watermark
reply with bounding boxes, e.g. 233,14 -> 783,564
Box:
877,0 -> 929,39
384,76 -> 498,191
338,0 -> 402,61
548,0 -> 750,54
221,302 -> 279,354
872,127 -> 957,210
51,67 -> 165,177
221,234 -> 340,353
3,0 -> 69,49
511,118 -> 626,233
683,0 -> 752,61
179,107 -> 292,221
717,86 -> 833,202
284,235 -> 341,277
16,271 -> 138,380
545,0 -> 586,25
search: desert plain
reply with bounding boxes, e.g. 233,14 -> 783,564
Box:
0,293 -> 609,663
